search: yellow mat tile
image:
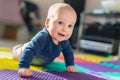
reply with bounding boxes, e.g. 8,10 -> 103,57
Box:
0,47 -> 13,59
0,47 -> 12,52
0,51 -> 12,59
0,58 -> 42,71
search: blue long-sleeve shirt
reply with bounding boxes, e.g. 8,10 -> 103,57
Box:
19,27 -> 74,68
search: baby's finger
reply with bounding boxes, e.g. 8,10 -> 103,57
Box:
18,71 -> 24,77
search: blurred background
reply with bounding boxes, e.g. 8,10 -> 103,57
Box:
0,0 -> 102,47
0,0 -> 120,58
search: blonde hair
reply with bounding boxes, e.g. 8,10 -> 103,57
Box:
47,3 -> 76,19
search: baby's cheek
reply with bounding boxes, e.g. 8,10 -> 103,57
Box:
67,35 -> 71,39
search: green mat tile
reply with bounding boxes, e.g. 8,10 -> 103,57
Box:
43,62 -> 91,72
98,72 -> 120,80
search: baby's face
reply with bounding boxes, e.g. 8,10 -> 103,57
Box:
46,8 -> 77,45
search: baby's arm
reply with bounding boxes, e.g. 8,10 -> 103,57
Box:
66,65 -> 78,72
62,41 -> 78,72
18,68 -> 32,77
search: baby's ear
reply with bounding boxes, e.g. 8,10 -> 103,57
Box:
45,18 -> 49,28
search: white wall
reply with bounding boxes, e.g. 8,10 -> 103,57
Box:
0,0 -> 23,24
85,0 -> 103,11
32,0 -> 64,27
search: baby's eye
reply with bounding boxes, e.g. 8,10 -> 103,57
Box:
68,25 -> 73,28
58,21 -> 63,25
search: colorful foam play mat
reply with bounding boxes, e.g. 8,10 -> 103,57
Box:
0,46 -> 120,80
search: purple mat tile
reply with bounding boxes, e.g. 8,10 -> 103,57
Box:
76,62 -> 120,72
50,71 -> 109,80
0,70 -> 66,80
0,69 -> 109,80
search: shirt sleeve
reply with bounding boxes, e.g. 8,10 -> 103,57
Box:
18,31 -> 47,68
62,41 -> 74,67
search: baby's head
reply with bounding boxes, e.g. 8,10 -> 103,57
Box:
45,3 -> 77,45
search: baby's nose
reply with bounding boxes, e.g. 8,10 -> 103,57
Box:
62,27 -> 67,32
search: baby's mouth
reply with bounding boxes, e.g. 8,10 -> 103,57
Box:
58,33 -> 65,36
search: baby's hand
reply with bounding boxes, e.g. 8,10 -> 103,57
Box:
18,68 -> 32,77
66,65 -> 78,72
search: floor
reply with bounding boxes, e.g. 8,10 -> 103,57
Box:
0,47 -> 120,80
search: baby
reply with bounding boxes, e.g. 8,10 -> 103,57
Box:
13,2 -> 78,77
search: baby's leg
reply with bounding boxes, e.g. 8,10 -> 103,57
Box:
12,44 -> 23,60
12,43 -> 28,60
